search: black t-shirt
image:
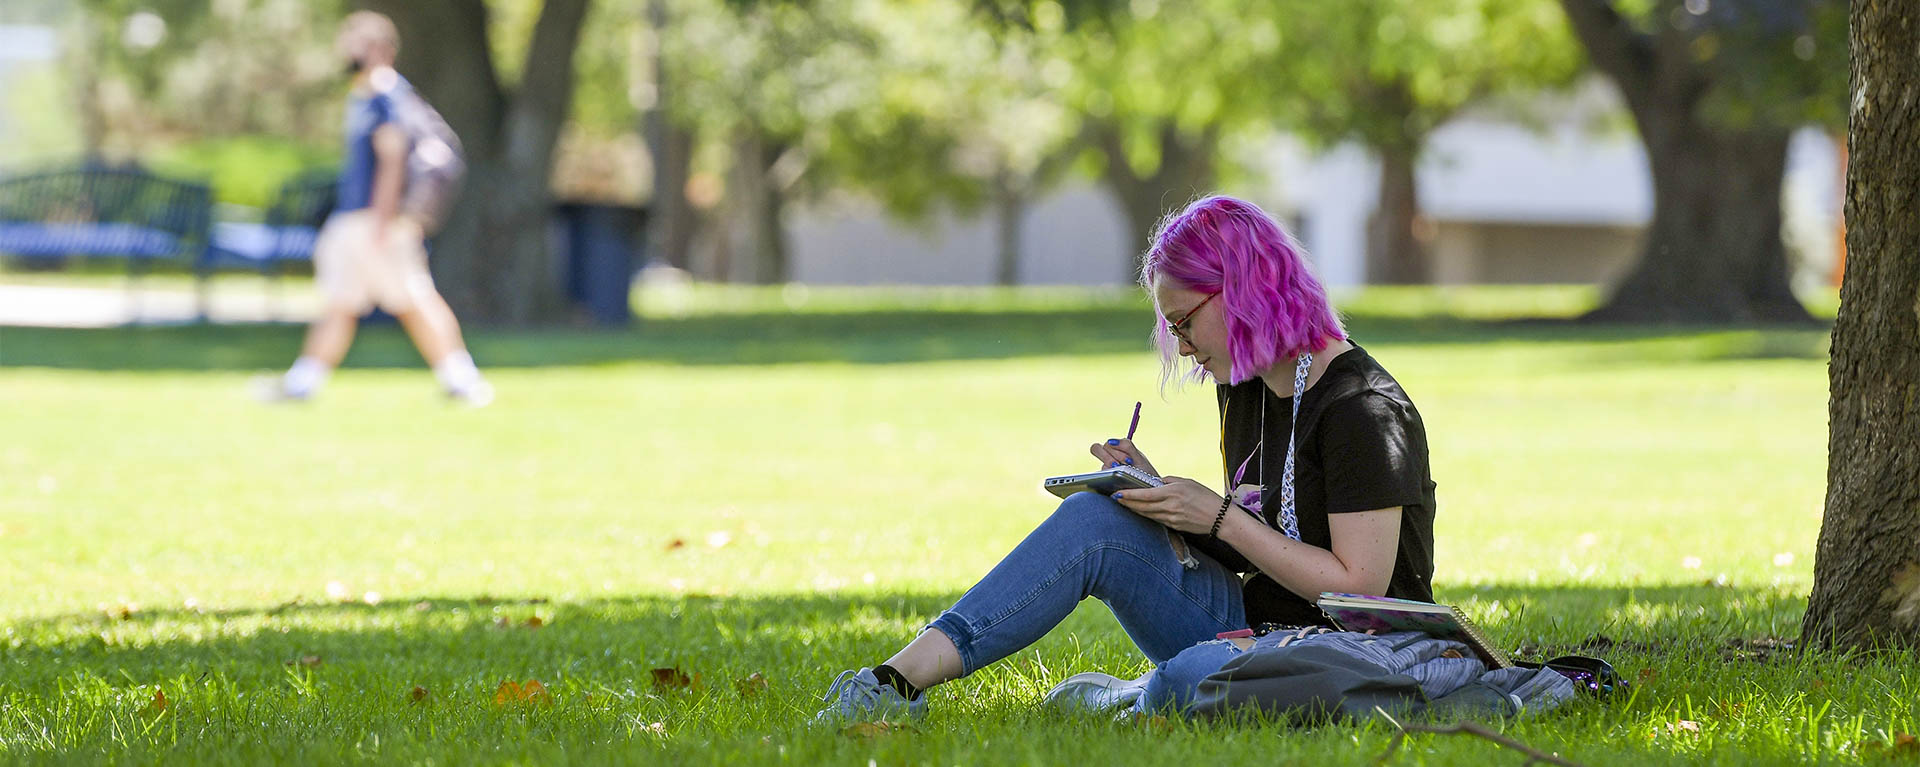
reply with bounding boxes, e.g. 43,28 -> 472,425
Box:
1182,344 -> 1438,628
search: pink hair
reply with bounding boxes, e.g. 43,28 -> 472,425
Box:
1139,195 -> 1345,386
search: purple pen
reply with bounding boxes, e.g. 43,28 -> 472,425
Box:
1125,401 -> 1142,442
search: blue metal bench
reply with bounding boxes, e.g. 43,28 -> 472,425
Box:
0,164 -> 213,293
0,163 -> 342,322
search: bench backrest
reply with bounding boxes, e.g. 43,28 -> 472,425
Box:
264,169 -> 338,230
0,166 -> 213,258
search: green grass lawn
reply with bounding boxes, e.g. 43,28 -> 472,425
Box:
1,285 -> 1910,765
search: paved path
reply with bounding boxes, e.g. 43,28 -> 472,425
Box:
0,283 -> 320,328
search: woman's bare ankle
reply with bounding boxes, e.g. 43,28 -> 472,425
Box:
882,628 -> 963,690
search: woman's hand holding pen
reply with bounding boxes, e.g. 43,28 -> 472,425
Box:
1091,401 -> 1159,476
1110,477 -> 1224,535
1089,438 -> 1158,477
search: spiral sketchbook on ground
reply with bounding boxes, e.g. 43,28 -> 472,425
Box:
1316,592 -> 1514,669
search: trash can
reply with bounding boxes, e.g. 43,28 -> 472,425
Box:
552,202 -> 645,326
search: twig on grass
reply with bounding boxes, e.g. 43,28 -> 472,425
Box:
1370,708 -> 1587,767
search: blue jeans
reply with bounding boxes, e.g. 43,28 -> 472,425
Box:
926,492 -> 1247,675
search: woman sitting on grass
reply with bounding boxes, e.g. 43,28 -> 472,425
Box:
815,195 -> 1438,723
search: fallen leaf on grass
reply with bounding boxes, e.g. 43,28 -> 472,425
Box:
492,679 -> 553,706
525,616 -> 544,629
651,667 -> 702,691
664,538 -> 687,551
140,688 -> 167,718
841,721 -> 914,738
522,679 -> 552,704
493,680 -> 520,705
735,672 -> 769,696
409,686 -> 430,704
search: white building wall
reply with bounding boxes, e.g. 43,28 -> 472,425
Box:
788,185 -> 1134,286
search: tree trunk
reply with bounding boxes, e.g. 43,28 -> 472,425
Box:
1369,146 -> 1429,284
1587,116 -> 1804,322
1093,121 -> 1219,275
75,17 -> 106,158
1558,0 -> 1812,324
723,130 -> 789,284
992,166 -> 1024,286
362,0 -> 589,325
641,0 -> 697,270
1800,0 -> 1920,653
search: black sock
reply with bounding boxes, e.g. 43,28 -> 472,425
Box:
872,664 -> 922,700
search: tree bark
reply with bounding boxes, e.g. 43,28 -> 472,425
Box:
363,0 -> 589,325
1558,0 -> 1813,323
992,166 -> 1024,286
641,0 -> 697,271
1093,121 -> 1219,275
722,130 -> 790,284
1370,145 -> 1429,284
1801,0 -> 1920,652
75,17 -> 107,158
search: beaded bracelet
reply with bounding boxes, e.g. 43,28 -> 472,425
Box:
1208,494 -> 1233,539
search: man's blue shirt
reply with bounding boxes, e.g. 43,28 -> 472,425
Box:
336,70 -> 411,213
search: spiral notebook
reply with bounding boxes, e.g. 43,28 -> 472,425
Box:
1316,592 -> 1513,669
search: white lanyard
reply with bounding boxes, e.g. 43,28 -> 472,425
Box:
1227,352 -> 1313,541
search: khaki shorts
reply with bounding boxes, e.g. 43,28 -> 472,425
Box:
313,210 -> 436,314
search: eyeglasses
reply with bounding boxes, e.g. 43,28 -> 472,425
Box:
1165,291 -> 1220,344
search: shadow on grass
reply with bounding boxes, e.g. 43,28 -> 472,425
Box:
0,582 -> 1826,695
0,308 -> 1832,371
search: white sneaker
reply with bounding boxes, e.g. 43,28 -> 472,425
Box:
251,375 -> 310,403
811,668 -> 927,725
447,379 -> 494,408
1042,670 -> 1154,713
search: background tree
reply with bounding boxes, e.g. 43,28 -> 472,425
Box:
1281,0 -> 1582,284
809,2 -> 1081,285
64,0 -> 345,204
359,0 -> 591,324
1557,0 -> 1846,323
640,0 -> 700,272
1009,0 -> 1580,276
1800,0 -> 1920,652
664,0 -> 883,283
1048,0 -> 1284,265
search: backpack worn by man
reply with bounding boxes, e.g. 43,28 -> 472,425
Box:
369,68 -> 465,234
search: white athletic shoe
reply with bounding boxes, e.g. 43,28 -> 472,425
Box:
1042,670 -> 1154,713
251,375 -> 310,403
812,668 -> 928,725
447,379 -> 494,408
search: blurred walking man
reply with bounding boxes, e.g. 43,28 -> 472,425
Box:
263,11 -> 491,406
